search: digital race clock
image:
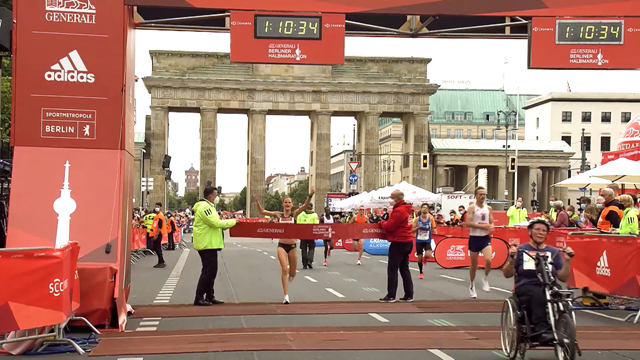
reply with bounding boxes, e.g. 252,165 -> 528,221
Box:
556,19 -> 624,44
254,15 -> 322,40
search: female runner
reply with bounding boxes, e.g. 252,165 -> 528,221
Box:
253,188 -> 315,304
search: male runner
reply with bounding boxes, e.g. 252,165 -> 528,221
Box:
412,203 -> 435,279
349,206 -> 368,265
320,206 -> 334,266
462,186 -> 494,298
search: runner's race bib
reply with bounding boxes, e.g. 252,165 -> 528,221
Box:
417,229 -> 430,241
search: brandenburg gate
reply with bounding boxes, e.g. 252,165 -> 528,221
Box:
142,51 -> 438,216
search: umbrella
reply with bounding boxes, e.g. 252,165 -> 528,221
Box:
584,158 -> 640,183
552,172 -> 613,189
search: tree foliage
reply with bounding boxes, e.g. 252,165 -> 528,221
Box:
264,191 -> 284,212
216,196 -> 228,211
167,192 -> 179,211
230,187 -> 247,213
183,189 -> 200,207
1,57 -> 12,160
288,178 -> 310,208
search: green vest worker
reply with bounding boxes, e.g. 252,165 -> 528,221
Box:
143,213 -> 155,233
507,198 -> 528,226
192,185 -> 238,306
297,203 -> 319,269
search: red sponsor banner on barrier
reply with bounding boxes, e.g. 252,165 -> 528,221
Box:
230,222 -> 388,240
565,235 -> 640,298
0,243 -> 80,333
333,239 -> 345,249
433,237 -> 510,270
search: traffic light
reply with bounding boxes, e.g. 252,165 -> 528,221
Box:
508,156 -> 517,173
164,170 -> 172,181
421,153 -> 429,170
162,154 -> 171,170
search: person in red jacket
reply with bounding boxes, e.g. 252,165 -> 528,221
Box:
378,189 -> 414,303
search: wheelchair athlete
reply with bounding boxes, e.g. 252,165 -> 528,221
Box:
502,218 -> 575,345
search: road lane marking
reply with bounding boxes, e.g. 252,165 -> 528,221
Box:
153,300 -> 169,303
135,327 -> 157,332
362,255 -> 370,259
327,271 -> 340,275
440,275 -> 464,282
581,309 -> 626,322
325,288 -> 345,298
368,313 -> 389,323
139,321 -> 160,326
270,255 -> 276,259
378,260 -> 388,264
263,252 -> 268,255
410,267 -> 419,272
492,350 -> 507,358
428,349 -> 455,360
343,278 -> 357,282
362,287 -> 380,292
142,318 -> 161,321
304,276 -> 318,283
428,319 -> 455,326
490,286 -> 512,294
117,358 -> 144,360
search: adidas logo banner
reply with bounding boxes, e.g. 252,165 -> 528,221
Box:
45,50 -> 95,83
596,250 -> 611,277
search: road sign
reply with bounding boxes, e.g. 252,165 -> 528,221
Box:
350,184 -> 357,190
348,174 -> 358,184
348,161 -> 360,173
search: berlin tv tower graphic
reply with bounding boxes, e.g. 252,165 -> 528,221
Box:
53,161 -> 77,248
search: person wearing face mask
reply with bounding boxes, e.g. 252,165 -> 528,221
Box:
579,204 -> 598,229
143,209 -> 156,250
149,202 -> 168,268
548,196 -> 558,221
507,197 -> 528,227
379,189 -> 414,302
192,186 -> 238,306
566,205 -> 579,227
166,212 -> 178,250
597,188 -> 623,231
503,218 -> 575,345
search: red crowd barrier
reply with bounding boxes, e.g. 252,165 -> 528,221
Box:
433,237 -> 510,270
566,234 -> 640,298
131,227 -> 146,251
0,242 -> 80,334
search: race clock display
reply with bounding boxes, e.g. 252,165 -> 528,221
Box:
556,19 -> 624,44
254,15 -> 322,40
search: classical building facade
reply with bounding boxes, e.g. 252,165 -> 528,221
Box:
184,165 -> 198,194
378,118 -> 403,187
142,51 -> 438,216
330,149 -> 355,193
524,92 -> 640,201
431,139 -> 575,209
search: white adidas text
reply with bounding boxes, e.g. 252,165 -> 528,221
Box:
45,50 -> 95,84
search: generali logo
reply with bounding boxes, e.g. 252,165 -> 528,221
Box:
257,227 -> 284,233
45,50 -> 95,83
45,0 -> 96,24
446,245 -> 466,260
49,278 -> 69,297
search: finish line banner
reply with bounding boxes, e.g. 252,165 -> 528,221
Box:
229,222 -> 388,240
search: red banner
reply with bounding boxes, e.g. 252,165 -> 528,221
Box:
0,243 -> 80,333
565,235 -> 640,298
433,237 -> 510,270
230,222 -> 388,240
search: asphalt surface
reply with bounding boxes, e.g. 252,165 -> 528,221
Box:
8,233 -> 640,359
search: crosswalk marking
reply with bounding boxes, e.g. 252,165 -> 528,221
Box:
368,313 -> 389,323
325,288 -> 345,298
428,319 -> 455,326
343,278 -> 357,282
362,287 -> 380,292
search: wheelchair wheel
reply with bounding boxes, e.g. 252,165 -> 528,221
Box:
501,298 -> 520,360
554,313 -> 576,360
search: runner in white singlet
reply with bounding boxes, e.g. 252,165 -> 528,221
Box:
320,207 -> 334,266
253,188 -> 315,304
462,186 -> 494,299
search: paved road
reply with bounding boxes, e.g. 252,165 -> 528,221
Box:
11,234 -> 640,359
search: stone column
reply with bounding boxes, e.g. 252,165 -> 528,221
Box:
310,110 -> 332,211
528,166 -> 538,210
246,109 -> 267,218
200,106 -> 218,194
149,105 -> 168,208
467,165 -> 476,191
435,165 -> 446,189
410,112 -> 430,190
357,111 -> 380,191
497,166 -> 507,200
555,168 -> 568,204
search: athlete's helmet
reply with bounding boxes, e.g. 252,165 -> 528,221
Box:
527,217 -> 550,232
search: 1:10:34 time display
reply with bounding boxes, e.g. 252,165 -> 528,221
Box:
254,15 -> 322,40
556,20 -> 624,44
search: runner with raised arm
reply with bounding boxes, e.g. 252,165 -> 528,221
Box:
462,186 -> 494,298
253,188 -> 315,304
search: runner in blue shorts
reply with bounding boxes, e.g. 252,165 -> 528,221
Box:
462,186 -> 494,299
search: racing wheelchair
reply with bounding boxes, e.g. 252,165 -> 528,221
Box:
500,248 -> 581,360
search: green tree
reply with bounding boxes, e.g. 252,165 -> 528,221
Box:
288,178 -> 310,208
216,196 -> 228,211
0,1 -> 12,9
183,189 -> 200,207
167,193 -> 179,210
1,57 -> 12,160
231,186 -> 247,213
264,191 -> 284,212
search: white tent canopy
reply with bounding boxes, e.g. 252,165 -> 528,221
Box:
331,181 -> 439,210
585,158 -> 640,184
552,172 -> 613,189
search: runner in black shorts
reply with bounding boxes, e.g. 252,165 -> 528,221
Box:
462,186 -> 494,299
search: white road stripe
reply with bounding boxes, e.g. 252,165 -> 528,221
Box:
139,321 -> 160,326
440,275 -> 464,282
325,288 -> 345,298
490,287 -> 512,294
270,255 -> 276,259
378,260 -> 388,264
362,255 -> 370,259
153,300 -> 169,303
117,358 -> 144,360
368,313 -> 389,323
428,349 -> 455,360
263,252 -> 269,255
142,317 -> 161,321
155,297 -> 171,300
304,276 -> 318,283
135,327 -> 157,332
410,267 -> 419,272
581,309 -> 626,322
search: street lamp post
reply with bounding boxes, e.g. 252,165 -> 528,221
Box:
497,110 -> 516,202
140,148 -> 146,208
